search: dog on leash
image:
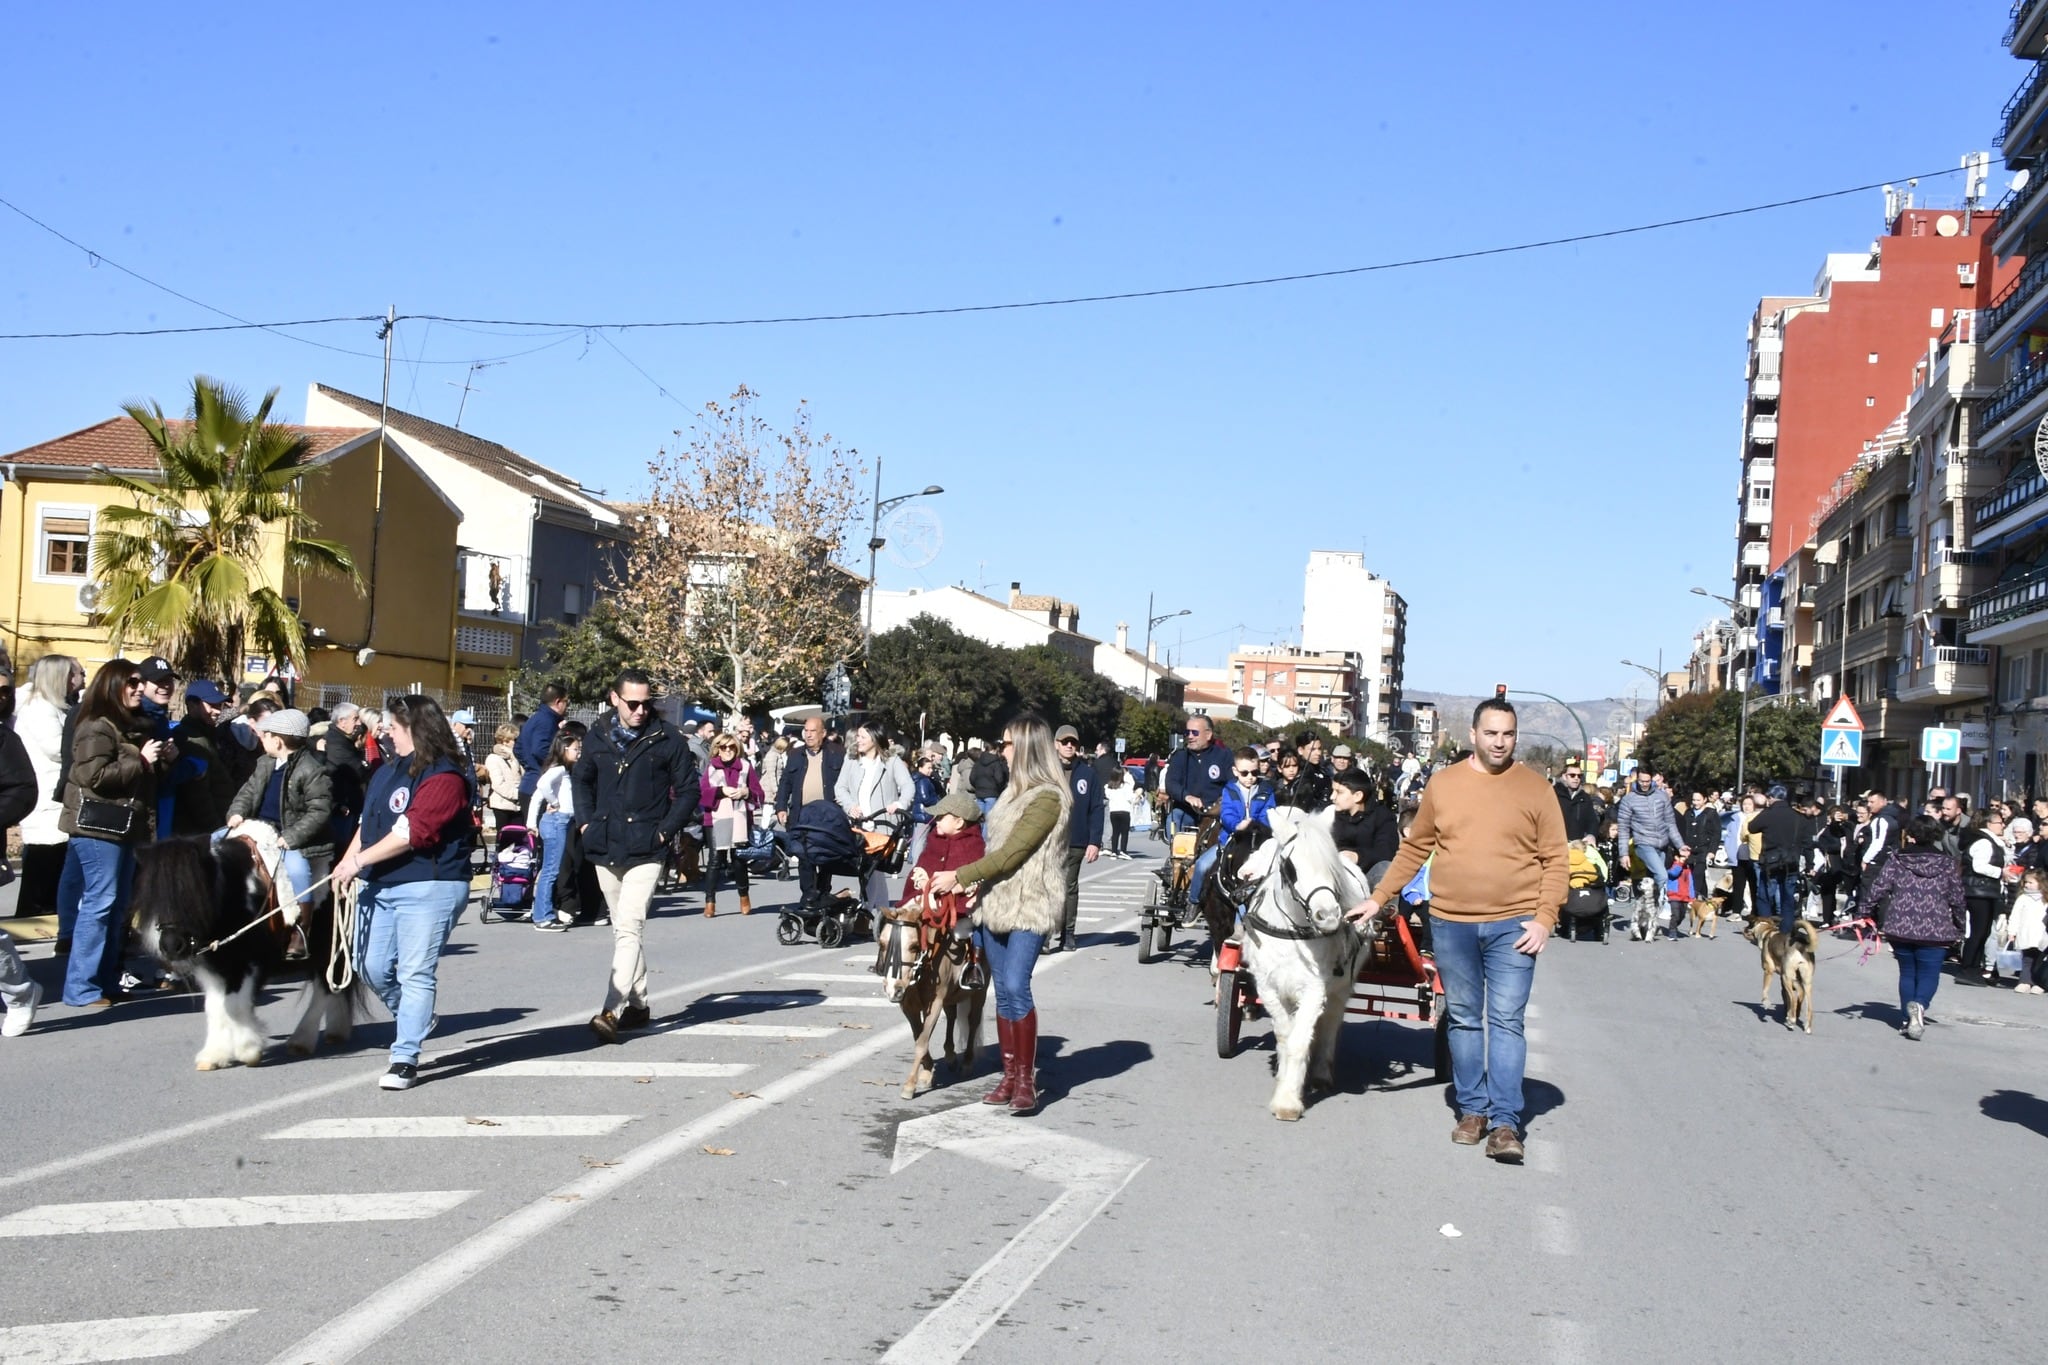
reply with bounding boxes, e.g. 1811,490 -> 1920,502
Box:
1743,916 -> 1817,1034
1687,892 -> 1722,939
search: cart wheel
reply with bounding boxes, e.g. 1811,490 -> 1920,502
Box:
819,915 -> 846,949
1432,1013 -> 1451,1083
1216,970 -> 1244,1057
776,914 -> 805,947
1153,919 -> 1173,959
1136,913 -> 1155,964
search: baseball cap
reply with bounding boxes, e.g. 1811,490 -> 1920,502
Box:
1054,724 -> 1080,744
257,708 -> 311,739
183,679 -> 230,704
450,709 -> 477,726
137,655 -> 177,685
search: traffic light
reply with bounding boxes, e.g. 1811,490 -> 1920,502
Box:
1494,683 -> 1508,699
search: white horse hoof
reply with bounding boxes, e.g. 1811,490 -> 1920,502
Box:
196,1058 -> 226,1071
1271,1105 -> 1303,1122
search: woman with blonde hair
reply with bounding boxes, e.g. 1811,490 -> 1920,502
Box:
930,712 -> 1070,1115
482,721 -> 523,833
698,729 -> 763,916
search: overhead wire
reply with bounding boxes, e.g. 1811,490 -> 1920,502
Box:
0,165 -> 1971,342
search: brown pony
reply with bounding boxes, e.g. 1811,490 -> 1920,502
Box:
877,889 -> 987,1098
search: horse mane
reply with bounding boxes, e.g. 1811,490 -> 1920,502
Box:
1274,808 -> 1368,901
133,836 -> 231,939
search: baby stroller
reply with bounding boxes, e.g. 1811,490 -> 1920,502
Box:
778,804 -> 906,948
480,824 -> 538,922
731,825 -> 792,882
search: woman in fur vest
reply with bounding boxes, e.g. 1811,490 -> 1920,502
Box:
930,712 -> 1070,1114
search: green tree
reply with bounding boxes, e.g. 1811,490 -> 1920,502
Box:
1119,695 -> 1185,758
509,598 -> 638,707
1006,645 -> 1122,743
1637,692 -> 1821,793
858,615 -> 1007,743
95,378 -> 357,681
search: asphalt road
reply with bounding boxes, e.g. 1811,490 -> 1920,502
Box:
2,844 -> 2045,1364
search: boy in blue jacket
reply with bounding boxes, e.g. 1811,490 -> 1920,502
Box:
1191,747 -> 1273,906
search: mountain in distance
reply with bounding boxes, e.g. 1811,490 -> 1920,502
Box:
1403,690 -> 1646,754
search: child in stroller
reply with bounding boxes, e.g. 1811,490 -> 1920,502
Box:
480,824 -> 538,923
778,802 -> 906,948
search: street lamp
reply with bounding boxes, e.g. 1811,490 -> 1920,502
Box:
863,454 -> 945,652
1142,592 -> 1189,701
1692,586 -> 1749,795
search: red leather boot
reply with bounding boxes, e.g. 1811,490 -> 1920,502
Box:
982,1016 -> 1017,1105
1007,1010 -> 1039,1115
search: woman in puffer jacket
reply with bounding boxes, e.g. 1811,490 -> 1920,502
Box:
1861,814 -> 1966,1041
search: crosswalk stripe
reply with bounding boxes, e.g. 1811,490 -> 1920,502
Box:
717,992 -> 895,1009
653,1021 -> 839,1039
472,1061 -> 752,1079
779,972 -> 882,983
267,1116 -> 634,1140
0,1192 -> 475,1237
0,1309 -> 257,1361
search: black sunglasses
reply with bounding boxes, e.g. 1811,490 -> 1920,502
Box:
620,697 -> 652,711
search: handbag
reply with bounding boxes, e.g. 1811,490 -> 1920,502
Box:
74,794 -> 138,839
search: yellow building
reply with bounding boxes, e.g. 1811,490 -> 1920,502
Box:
0,416 -> 513,699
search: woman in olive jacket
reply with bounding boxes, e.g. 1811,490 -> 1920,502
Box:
930,713 -> 1071,1115
56,659 -> 174,1007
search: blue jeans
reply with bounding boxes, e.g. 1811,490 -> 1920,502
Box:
209,829 -> 318,911
1189,844 -> 1219,906
975,925 -> 1045,1021
1893,941 -> 1948,1014
58,838 -> 135,1006
1429,915 -> 1538,1131
357,878 -> 468,1065
533,812 -> 570,924
977,797 -> 997,818
1760,866 -> 1799,934
1627,842 -> 1669,897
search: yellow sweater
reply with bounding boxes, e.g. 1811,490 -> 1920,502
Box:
1372,758 -> 1570,928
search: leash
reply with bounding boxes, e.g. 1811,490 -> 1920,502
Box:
199,855 -> 358,993
1826,915 -> 1884,966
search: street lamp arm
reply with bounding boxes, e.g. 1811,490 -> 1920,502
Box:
1503,688 -> 1590,755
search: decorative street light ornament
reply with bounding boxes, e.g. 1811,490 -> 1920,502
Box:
2032,414 -> 2048,483
881,504 -> 944,569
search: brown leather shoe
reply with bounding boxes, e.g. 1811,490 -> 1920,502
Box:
619,1003 -> 652,1032
1484,1126 -> 1525,1163
739,895 -> 753,915
1451,1114 -> 1487,1145
589,1011 -> 620,1045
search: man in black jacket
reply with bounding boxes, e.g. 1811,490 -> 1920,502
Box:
1554,760 -> 1597,842
0,686 -> 42,1034
572,669 -> 700,1044
1749,783 -> 1804,935
1053,725 -> 1106,953
1330,769 -> 1398,879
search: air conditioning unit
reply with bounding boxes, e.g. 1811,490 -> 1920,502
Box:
74,581 -> 103,617
1958,263 -> 1978,287
1815,674 -> 1835,699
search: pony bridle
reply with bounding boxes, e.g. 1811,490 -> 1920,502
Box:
1243,837 -> 1350,940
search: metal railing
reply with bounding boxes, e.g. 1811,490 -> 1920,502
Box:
1997,172 -> 2048,252
2011,0 -> 2046,50
2001,59 -> 2048,151
1981,357 -> 2048,434
1970,563 -> 2048,631
1937,546 -> 1996,566
1973,468 -> 2048,530
1984,252 -> 2048,341
1935,645 -> 1992,666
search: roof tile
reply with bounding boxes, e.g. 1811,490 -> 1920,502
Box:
3,417 -> 366,473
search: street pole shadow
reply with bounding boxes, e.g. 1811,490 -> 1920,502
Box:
1980,1090 -> 2048,1138
1034,1036 -> 1152,1109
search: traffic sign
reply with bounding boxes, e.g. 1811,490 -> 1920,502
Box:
1586,740 -> 1608,768
1921,727 -> 1962,765
1821,728 -> 1863,767
1822,696 -> 1865,732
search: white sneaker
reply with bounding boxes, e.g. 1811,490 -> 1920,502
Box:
3,982 -> 40,1037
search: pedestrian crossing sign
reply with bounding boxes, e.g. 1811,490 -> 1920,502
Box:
1820,728 -> 1862,766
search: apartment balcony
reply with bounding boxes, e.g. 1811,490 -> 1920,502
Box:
1794,644 -> 1814,669
1897,646 -> 1994,704
1842,616 -> 1906,670
1744,498 -> 1772,527
1747,457 -> 1774,484
1999,59 -> 2048,162
1996,166 -> 2048,260
1981,356 -> 2048,441
1934,548 -> 1996,606
1983,251 -> 2048,354
1764,605 -> 1785,630
1749,414 -> 1778,444
1797,583 -> 1818,611
1969,563 -> 2048,643
1739,584 -> 1763,610
2013,0 -> 2048,58
1751,376 -> 1781,401
1973,466 -> 2048,541
1846,537 -> 1912,590
1740,540 -> 1771,570
1941,457 -> 2002,505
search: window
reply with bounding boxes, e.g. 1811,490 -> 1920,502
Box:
36,506 -> 92,581
1931,309 -> 1946,328
563,582 -> 583,622
1866,396 -> 1877,407
1868,352 -> 1880,364
2005,654 -> 2031,704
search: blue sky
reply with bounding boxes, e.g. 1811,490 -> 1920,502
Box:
0,2 -> 2021,699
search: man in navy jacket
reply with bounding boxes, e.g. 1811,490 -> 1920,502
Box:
1052,725 -> 1106,953
516,683 -> 568,803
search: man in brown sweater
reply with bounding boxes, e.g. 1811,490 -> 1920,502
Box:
1348,694 -> 1567,1164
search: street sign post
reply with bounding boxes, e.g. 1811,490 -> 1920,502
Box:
1820,728 -> 1863,767
1920,727 -> 1962,765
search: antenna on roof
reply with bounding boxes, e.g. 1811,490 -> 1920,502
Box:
447,361 -> 505,430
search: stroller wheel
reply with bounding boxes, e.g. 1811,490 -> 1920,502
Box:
819,915 -> 847,950
775,914 -> 806,946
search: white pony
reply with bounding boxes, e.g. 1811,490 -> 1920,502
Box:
1235,806 -> 1368,1121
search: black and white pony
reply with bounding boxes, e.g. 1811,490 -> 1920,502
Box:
132,820 -> 359,1070
1234,807 -> 1368,1121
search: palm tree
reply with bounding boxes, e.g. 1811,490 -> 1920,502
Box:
93,377 -> 359,681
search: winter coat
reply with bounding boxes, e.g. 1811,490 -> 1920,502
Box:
835,751 -> 914,829
1217,780 -> 1275,848
759,745 -> 790,808
1332,801 -> 1399,870
1064,757 -> 1107,849
1164,744 -> 1233,814
228,749 -> 338,860
1862,846 -> 1965,945
514,706 -> 562,800
0,726 -> 37,831
1554,782 -> 1598,842
1962,828 -> 2009,901
699,754 -> 764,831
1616,785 -> 1683,854
483,743 -> 524,814
2007,890 -> 2048,954
963,782 -> 1068,936
571,714 -> 700,868
1687,805 -> 1723,863
966,751 -> 1009,801
900,823 -> 987,907
15,695 -> 70,845
1277,764 -> 1331,812
169,714 -> 239,837
58,712 -> 174,844
775,743 -> 844,816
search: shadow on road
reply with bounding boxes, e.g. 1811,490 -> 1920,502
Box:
1980,1089 -> 2048,1138
1035,1036 -> 1152,1108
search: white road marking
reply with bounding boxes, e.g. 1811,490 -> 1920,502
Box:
1533,1204 -> 1578,1256
883,1104 -> 1147,1364
1526,1003 -> 1543,1020
1538,1316 -> 1593,1364
1525,1026 -> 1547,1044
842,955 -> 875,965
779,972 -> 886,983
471,1060 -> 752,1079
1075,916 -> 1108,923
263,912 -> 1140,1365
268,1115 -> 634,1139
0,1309 -> 257,1362
714,992 -> 895,1009
652,1021 -> 839,1039
1525,1051 -> 1554,1074
0,1192 -> 475,1237
0,947 -> 823,1195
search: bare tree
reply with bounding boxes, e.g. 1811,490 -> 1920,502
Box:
615,387 -> 864,718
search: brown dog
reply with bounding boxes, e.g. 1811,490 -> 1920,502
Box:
1743,916 -> 1817,1034
1686,892 -> 1722,939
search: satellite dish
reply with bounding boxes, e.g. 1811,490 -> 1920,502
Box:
1935,214 -> 1961,238
881,504 -> 944,570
